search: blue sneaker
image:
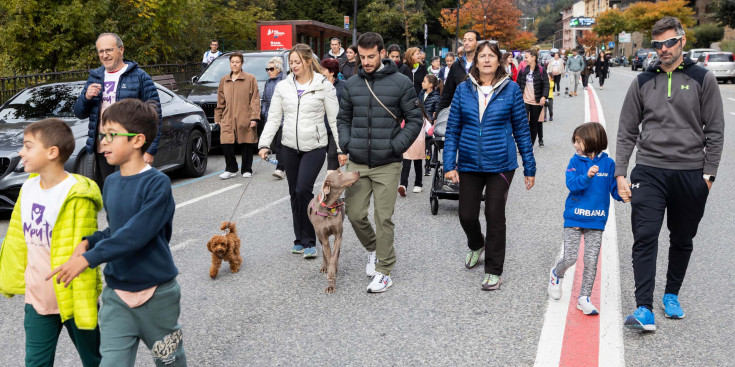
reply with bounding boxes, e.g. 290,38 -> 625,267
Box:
624,306 -> 656,331
662,294 -> 685,319
291,244 -> 304,254
303,247 -> 317,258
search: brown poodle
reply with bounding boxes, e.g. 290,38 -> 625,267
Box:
206,221 -> 243,279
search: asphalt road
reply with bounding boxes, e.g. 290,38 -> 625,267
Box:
0,67 -> 733,366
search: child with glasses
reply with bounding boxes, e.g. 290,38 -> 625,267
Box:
547,122 -> 623,315
49,99 -> 187,366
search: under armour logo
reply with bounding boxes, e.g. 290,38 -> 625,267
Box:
681,85 -> 689,90
631,183 -> 640,189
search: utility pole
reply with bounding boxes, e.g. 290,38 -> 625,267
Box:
456,0 -> 461,52
353,0 -> 357,44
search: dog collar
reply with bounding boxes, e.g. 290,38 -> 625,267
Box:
313,195 -> 343,217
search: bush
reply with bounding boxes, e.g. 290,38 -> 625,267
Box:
692,24 -> 725,48
720,40 -> 735,53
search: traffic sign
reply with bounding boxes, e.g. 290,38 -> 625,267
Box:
608,41 -> 615,48
344,16 -> 349,30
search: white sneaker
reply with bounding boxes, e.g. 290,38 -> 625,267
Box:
242,172 -> 252,178
367,272 -> 392,293
219,171 -> 237,179
272,169 -> 285,179
577,296 -> 599,315
365,251 -> 377,277
413,186 -> 422,193
548,267 -> 562,300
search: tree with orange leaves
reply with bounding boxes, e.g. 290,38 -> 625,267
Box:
439,0 -> 523,47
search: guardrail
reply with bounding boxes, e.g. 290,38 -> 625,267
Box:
0,63 -> 201,104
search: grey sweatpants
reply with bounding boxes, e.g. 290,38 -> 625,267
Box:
553,227 -> 603,297
570,71 -> 581,93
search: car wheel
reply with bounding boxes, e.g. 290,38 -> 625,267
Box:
183,129 -> 208,177
75,151 -> 100,185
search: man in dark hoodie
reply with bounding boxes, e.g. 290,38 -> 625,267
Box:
439,30 -> 480,110
73,33 -> 161,188
323,38 -> 347,69
337,32 -> 423,293
616,17 -> 724,332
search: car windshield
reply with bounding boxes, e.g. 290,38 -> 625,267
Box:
638,50 -> 651,57
708,53 -> 734,62
198,55 -> 275,83
0,84 -> 83,123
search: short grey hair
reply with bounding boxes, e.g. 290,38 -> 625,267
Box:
97,33 -> 124,47
651,17 -> 685,37
330,38 -> 341,45
269,57 -> 283,71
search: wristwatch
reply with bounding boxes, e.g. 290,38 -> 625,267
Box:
703,174 -> 716,183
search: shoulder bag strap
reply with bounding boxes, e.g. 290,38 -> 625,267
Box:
364,78 -> 399,122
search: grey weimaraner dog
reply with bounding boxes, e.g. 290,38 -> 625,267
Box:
308,169 -> 360,293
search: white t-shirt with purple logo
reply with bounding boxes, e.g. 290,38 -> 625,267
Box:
101,64 -> 129,116
21,174 -> 77,314
295,80 -> 310,98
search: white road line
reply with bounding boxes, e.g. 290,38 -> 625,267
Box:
730,112 -> 735,116
727,97 -> 735,102
599,203 -> 625,366
175,184 -> 242,209
534,254 -> 576,366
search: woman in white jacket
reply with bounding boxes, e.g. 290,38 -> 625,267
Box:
258,44 -> 340,259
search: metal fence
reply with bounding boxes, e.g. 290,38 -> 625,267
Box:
0,63 -> 201,104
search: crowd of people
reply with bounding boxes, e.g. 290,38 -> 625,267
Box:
0,15 -> 725,366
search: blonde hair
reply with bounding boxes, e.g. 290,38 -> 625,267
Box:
404,47 -> 421,65
269,56 -> 283,71
289,43 -> 322,81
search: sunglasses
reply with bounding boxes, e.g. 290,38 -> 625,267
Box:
651,36 -> 682,50
98,132 -> 142,143
265,67 -> 276,72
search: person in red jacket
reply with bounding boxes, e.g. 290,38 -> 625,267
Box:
503,52 -> 518,81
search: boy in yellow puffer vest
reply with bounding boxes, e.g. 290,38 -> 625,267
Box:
0,118 -> 103,367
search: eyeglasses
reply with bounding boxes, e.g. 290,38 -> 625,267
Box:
98,132 -> 141,143
97,47 -> 118,56
265,67 -> 276,72
651,36 -> 682,50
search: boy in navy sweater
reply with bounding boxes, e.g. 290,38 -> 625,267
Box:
48,99 -> 186,366
546,122 -> 623,315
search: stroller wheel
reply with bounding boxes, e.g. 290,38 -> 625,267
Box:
430,197 -> 439,215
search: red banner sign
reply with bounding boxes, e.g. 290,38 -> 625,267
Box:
260,25 -> 292,50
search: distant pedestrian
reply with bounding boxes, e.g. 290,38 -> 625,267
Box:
323,38 -> 347,69
387,44 -> 403,68
566,49 -> 584,96
428,56 -> 442,78
549,52 -> 564,95
419,74 -> 441,176
516,48 -> 549,147
202,39 -> 221,69
595,51 -> 609,89
617,17 -> 724,332
438,52 -> 456,82
337,32 -> 423,293
258,44 -> 340,260
503,52 -> 518,82
320,58 -> 346,174
547,122 -> 623,315
262,57 -> 286,179
215,52 -> 261,179
400,47 -> 428,95
340,44 -> 359,79
440,30 -> 479,110
443,41 -> 536,291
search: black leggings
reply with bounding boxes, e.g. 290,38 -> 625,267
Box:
458,170 -> 515,275
326,132 -> 339,170
400,159 -> 422,187
222,143 -> 255,174
272,127 -> 285,171
582,74 -> 590,88
598,72 -> 606,87
525,103 -> 543,146
553,74 -> 561,92
281,146 -> 326,248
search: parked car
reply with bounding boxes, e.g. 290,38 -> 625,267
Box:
176,50 -> 317,148
642,52 -> 658,70
632,48 -> 653,71
687,48 -> 717,62
0,81 -> 210,210
696,51 -> 735,83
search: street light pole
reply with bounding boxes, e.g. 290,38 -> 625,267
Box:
456,0 -> 461,52
353,0 -> 357,44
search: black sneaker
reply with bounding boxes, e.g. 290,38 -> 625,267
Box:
539,140 -> 545,147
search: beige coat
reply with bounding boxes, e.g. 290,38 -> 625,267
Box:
403,119 -> 427,160
215,72 -> 261,144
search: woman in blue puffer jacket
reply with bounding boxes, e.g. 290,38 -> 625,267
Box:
443,41 -> 537,291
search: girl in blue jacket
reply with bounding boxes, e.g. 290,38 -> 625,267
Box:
547,122 -> 623,315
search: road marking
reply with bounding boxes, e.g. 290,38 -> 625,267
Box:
730,112 -> 735,116
727,98 -> 735,102
175,184 -> 242,209
534,85 -> 625,367
171,158 -> 265,189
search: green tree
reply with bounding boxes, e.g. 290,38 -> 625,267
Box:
714,0 -> 735,29
362,0 -> 425,48
692,23 -> 724,48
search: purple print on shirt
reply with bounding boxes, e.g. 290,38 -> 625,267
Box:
31,203 -> 45,224
103,81 -> 116,103
24,203 -> 52,246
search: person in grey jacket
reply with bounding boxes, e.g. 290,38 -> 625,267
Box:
337,32 -> 423,293
565,49 -> 585,96
616,17 -> 724,332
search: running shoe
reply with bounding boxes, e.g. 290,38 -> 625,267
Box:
481,274 -> 501,291
303,247 -> 317,258
548,267 -> 562,300
366,251 -> 377,277
398,185 -> 406,196
577,296 -> 599,315
662,294 -> 685,319
465,247 -> 484,269
272,170 -> 285,179
624,306 -> 656,331
242,172 -> 252,178
367,272 -> 392,293
413,186 -> 423,193
219,171 -> 238,179
291,244 -> 304,254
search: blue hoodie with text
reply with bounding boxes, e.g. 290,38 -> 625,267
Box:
564,152 -> 623,230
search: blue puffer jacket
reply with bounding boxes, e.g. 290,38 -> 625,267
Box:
443,75 -> 536,176
73,60 -> 162,155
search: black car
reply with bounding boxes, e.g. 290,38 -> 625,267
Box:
176,50 -> 315,148
631,48 -> 653,71
0,81 -> 211,210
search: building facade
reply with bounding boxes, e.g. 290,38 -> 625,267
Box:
562,1 -> 589,51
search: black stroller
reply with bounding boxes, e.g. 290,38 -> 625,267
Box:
428,108 -> 460,215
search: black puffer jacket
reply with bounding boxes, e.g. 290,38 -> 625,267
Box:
337,59 -> 423,167
399,61 -> 428,95
516,65 -> 550,104
419,89 -> 441,122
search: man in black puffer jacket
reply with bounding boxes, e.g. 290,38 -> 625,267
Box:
337,32 -> 422,293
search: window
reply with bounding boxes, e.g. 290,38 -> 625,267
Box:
709,53 -> 734,62
158,89 -> 173,104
